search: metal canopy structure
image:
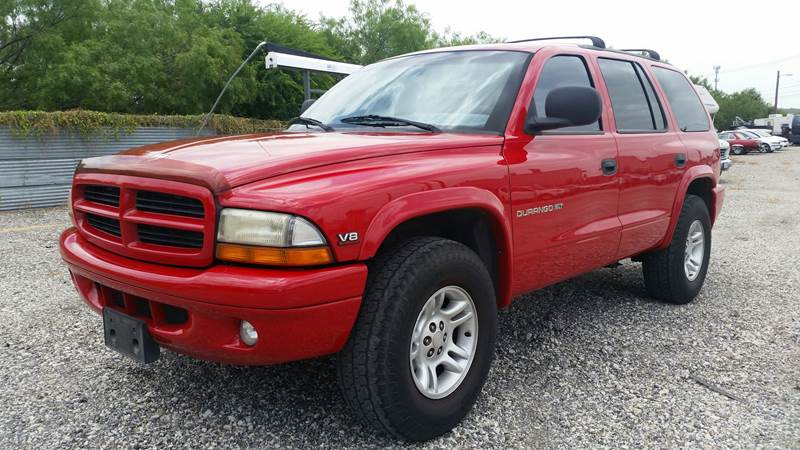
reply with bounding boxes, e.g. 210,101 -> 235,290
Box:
264,43 -> 362,100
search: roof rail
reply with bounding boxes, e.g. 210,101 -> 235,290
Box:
507,36 -> 606,49
620,48 -> 661,61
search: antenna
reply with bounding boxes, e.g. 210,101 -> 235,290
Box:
620,48 -> 661,61
196,41 -> 268,136
508,36 -> 606,49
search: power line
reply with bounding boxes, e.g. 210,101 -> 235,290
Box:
717,53 -> 800,74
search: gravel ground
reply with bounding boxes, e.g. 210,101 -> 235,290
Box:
1,148 -> 799,449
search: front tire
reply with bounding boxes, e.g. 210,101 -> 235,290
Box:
732,145 -> 745,156
642,194 -> 711,304
337,237 -> 497,442
761,142 -> 773,153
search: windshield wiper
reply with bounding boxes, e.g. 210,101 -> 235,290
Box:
340,115 -> 441,133
289,116 -> 334,132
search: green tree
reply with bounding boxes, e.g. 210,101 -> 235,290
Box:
714,89 -> 771,130
1,0 -> 498,119
319,0 -> 436,65
319,0 -> 497,65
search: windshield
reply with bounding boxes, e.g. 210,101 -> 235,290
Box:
293,50 -> 531,134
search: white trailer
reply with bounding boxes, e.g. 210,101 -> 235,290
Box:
753,114 -> 794,134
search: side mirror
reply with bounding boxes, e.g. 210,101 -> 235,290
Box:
525,86 -> 602,134
300,98 -> 316,114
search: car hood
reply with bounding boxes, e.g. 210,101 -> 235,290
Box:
77,131 -> 504,193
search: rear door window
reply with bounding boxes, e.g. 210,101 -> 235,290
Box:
598,58 -> 666,132
532,55 -> 600,132
652,67 -> 710,132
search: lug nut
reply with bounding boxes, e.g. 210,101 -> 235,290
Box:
439,321 -> 444,330
427,348 -> 435,357
423,336 -> 432,346
437,347 -> 443,355
429,323 -> 436,332
443,333 -> 447,342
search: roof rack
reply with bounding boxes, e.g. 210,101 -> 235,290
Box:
507,36 -> 606,49
619,48 -> 661,61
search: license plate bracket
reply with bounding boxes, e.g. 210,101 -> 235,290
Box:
102,308 -> 160,364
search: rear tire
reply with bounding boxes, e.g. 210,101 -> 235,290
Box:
642,194 -> 711,304
337,237 -> 497,442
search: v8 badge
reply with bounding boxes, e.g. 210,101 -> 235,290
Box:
337,231 -> 359,246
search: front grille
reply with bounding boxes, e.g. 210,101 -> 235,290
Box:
136,191 -> 205,218
86,214 -> 121,237
73,176 -> 214,267
84,185 -> 120,206
137,224 -> 204,249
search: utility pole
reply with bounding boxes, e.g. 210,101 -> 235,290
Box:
713,65 -> 720,91
774,71 -> 794,113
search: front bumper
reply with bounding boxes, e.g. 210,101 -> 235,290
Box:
60,228 -> 367,365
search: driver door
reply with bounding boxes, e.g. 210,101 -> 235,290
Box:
504,52 -> 621,294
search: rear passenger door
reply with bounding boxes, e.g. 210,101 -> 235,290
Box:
596,58 -> 682,258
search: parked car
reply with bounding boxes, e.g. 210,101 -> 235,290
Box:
793,115 -> 800,144
740,128 -> 789,149
719,139 -> 732,171
719,131 -> 760,154
737,129 -> 782,152
59,37 -> 725,441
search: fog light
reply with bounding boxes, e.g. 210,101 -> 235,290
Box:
239,320 -> 258,346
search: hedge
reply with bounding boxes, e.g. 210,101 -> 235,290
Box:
0,110 -> 287,138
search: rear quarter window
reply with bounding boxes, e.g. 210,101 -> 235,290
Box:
652,67 -> 710,132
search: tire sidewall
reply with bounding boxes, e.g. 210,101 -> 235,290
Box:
376,245 -> 496,439
668,197 -> 712,301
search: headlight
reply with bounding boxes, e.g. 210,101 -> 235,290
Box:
216,209 -> 332,266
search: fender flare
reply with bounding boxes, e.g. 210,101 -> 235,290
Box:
358,187 -> 514,308
657,166 -> 716,249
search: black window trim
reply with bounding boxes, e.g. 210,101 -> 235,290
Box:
651,65 -> 711,133
533,53 -> 607,136
597,57 -> 669,135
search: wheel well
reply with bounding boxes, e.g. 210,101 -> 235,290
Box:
374,209 -> 500,297
686,177 -> 712,213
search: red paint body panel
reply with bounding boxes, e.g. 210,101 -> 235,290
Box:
718,132 -> 760,151
59,43 -> 725,365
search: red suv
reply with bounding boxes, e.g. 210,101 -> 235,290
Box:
60,37 -> 724,441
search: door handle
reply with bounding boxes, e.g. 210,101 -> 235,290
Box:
601,159 -> 617,176
675,153 -> 687,167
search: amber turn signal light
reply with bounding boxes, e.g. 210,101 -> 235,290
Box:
216,243 -> 333,266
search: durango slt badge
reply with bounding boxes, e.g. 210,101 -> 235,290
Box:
517,203 -> 564,218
